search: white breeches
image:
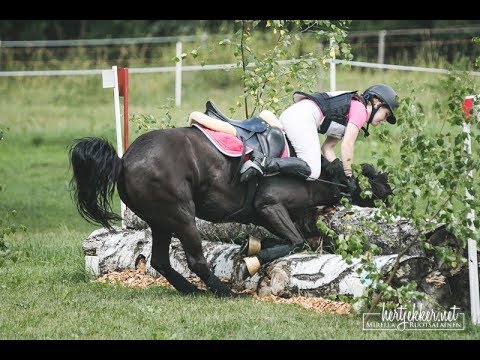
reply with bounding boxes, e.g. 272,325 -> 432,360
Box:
279,100 -> 322,179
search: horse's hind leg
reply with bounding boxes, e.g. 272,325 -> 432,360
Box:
255,203 -> 306,263
150,226 -> 203,295
237,203 -> 305,279
174,219 -> 234,298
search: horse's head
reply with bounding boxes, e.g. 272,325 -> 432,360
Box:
350,163 -> 393,207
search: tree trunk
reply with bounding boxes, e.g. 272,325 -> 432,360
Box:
92,207 -> 478,310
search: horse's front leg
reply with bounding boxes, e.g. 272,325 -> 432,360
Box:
241,203 -> 306,278
150,226 -> 204,295
174,217 -> 235,298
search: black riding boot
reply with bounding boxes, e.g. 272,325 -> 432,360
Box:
263,157 -> 312,180
240,156 -> 312,181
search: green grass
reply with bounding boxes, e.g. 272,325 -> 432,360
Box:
1,231 -> 478,340
1,66 -> 480,339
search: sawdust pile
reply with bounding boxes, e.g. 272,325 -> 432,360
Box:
253,294 -> 351,315
96,262 -> 351,315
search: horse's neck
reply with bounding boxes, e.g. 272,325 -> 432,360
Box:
306,179 -> 338,206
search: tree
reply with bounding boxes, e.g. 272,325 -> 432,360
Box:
336,66 -> 480,312
199,21 -> 480,311
215,20 -> 352,117
135,20 -> 480,311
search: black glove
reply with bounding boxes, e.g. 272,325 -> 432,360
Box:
340,176 -> 357,202
324,158 -> 344,178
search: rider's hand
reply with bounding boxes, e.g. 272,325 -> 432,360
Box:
325,158 -> 344,178
345,176 -> 357,198
339,176 -> 357,202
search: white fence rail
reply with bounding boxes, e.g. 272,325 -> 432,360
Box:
3,26 -> 480,48
1,58 -> 479,106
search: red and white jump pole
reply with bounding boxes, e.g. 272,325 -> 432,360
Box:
461,95 -> 480,325
101,65 -> 129,228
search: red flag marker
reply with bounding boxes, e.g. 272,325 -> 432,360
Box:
117,68 -> 129,150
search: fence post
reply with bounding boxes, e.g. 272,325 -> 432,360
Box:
462,95 -> 480,325
329,37 -> 336,91
378,30 -> 387,64
101,65 -> 126,227
175,41 -> 182,107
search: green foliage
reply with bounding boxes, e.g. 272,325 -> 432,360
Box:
177,20 -> 352,118
320,68 -> 480,312
387,70 -> 478,242
227,20 -> 352,118
4,20 -> 480,42
475,37 -> 480,68
130,97 -> 178,132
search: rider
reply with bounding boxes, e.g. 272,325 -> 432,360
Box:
241,84 -> 399,197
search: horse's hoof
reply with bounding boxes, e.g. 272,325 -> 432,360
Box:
239,235 -> 262,256
243,256 -> 261,277
234,256 -> 261,281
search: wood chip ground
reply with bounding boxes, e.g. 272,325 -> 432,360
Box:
96,261 -> 352,316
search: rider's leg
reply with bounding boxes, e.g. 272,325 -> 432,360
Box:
240,126 -> 287,182
262,157 -> 312,179
241,122 -> 322,181
279,104 -> 322,180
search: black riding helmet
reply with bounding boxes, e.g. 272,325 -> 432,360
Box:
362,84 -> 399,124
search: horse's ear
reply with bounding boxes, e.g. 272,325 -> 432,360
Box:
371,173 -> 393,201
377,172 -> 389,183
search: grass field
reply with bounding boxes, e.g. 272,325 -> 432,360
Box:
1,65 -> 479,339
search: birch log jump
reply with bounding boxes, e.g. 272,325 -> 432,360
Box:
84,207 -> 478,310
82,226 -> 420,300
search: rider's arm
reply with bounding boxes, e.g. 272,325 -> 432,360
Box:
321,135 -> 340,162
341,122 -> 360,176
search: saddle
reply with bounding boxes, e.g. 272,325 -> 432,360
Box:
203,101 -> 286,162
188,101 -> 288,223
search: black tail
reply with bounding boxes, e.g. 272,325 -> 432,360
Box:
68,137 -> 123,229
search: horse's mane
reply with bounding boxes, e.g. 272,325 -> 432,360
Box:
354,163 -> 393,207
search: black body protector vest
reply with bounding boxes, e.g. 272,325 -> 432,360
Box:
293,90 -> 367,138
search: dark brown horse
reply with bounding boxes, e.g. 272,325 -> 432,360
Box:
69,124 -> 391,297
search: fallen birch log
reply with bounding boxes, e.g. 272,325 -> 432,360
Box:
82,226 -> 261,291
119,207 -> 478,310
82,226 -> 416,298
83,223 -> 476,311
124,208 -> 275,244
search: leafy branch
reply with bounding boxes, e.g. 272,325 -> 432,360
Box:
325,68 -> 479,312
